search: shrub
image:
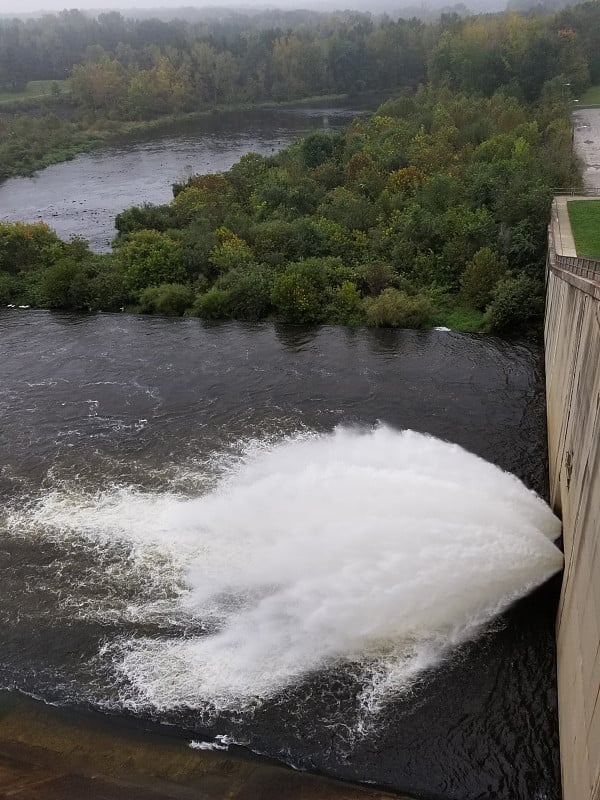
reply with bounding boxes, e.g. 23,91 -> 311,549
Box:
301,131 -> 335,169
250,220 -> 300,264
84,255 -> 127,311
138,283 -> 194,315
327,280 -> 364,325
192,287 -> 231,319
364,288 -> 434,328
461,247 -> 507,309
35,254 -> 127,311
271,259 -> 329,324
318,187 -> 376,231
216,267 -> 274,320
114,204 -> 175,236
118,229 -> 184,291
0,272 -> 35,305
209,227 -> 256,272
178,221 -> 216,281
36,259 -> 88,310
484,273 -> 543,334
0,221 -> 63,273
358,261 -> 396,296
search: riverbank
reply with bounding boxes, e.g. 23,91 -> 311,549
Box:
0,691 -> 408,800
0,90 -> 384,181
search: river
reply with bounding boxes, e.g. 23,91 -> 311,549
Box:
0,102 -> 371,251
0,310 -> 562,799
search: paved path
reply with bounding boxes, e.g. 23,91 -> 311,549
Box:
547,109 -> 600,259
573,108 -> 600,190
552,196 -> 578,256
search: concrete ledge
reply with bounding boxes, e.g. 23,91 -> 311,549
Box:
545,263 -> 600,800
549,265 -> 600,300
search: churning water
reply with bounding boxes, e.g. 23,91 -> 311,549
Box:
0,311 -> 564,798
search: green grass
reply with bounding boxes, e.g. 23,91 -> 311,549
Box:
577,84 -> 600,106
0,80 -> 69,105
567,200 -> 600,258
433,306 -> 486,333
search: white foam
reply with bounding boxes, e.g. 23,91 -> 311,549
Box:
117,427 -> 561,712
8,426 -> 563,716
189,734 -> 235,751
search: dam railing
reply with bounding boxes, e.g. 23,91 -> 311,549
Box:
548,200 -> 600,283
555,252 -> 600,280
551,187 -> 600,196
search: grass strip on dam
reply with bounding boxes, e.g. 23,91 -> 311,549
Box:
567,199 -> 600,258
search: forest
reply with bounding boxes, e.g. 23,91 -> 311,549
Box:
0,2 -> 595,333
0,3 -> 597,177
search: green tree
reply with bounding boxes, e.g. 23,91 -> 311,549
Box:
328,280 -> 363,324
0,222 -> 62,273
461,247 -> 507,309
318,187 -> 376,231
209,227 -> 255,272
118,230 -> 184,290
271,258 -> 329,323
216,266 -> 274,319
301,132 -> 335,169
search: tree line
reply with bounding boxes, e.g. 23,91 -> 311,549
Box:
0,2 -> 598,181
1,1 -> 595,332
68,4 -> 597,117
0,9 -> 424,100
2,3 -> 599,112
0,73 -> 576,334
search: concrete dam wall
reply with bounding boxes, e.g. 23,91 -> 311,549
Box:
546,202 -> 600,800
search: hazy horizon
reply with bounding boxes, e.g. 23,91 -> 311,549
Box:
0,0 -> 502,16
3,0 -> 301,12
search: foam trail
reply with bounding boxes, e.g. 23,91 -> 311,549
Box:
100,426 -> 562,713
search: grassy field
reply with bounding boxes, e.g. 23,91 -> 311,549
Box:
567,200 -> 600,258
577,84 -> 600,106
0,80 -> 68,105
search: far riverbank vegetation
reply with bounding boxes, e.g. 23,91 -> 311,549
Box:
1,1 -> 597,333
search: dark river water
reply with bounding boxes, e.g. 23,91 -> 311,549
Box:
0,102 -> 370,251
0,309 -> 561,800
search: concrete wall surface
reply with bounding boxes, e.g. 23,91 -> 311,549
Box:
545,241 -> 600,800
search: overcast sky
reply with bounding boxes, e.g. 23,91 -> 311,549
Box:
0,0 -> 279,14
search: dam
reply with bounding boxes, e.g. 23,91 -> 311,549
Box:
546,107 -> 600,800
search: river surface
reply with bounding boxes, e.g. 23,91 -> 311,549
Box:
0,102 -> 371,251
0,310 -> 562,800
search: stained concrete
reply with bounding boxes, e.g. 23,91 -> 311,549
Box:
546,210 -> 600,800
0,692 -> 409,800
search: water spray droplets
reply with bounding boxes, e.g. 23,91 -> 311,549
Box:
7,426 -> 563,723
